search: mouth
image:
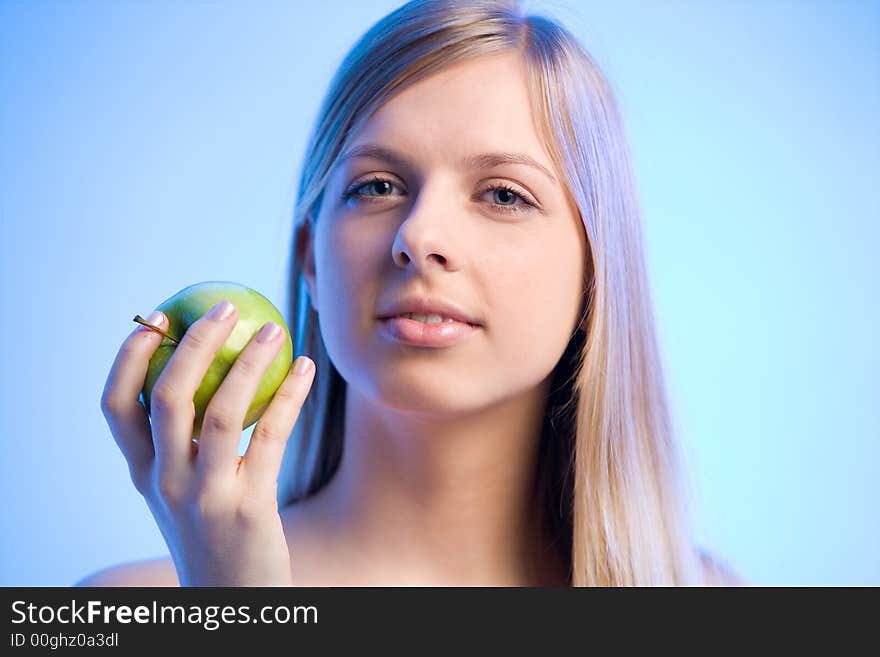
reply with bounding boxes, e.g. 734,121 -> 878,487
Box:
376,314 -> 481,348
378,313 -> 481,328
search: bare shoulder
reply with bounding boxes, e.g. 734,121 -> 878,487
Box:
699,549 -> 748,587
74,556 -> 179,587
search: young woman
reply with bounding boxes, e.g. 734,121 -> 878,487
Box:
79,0 -> 744,587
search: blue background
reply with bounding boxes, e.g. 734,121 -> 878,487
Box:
1,0 -> 877,586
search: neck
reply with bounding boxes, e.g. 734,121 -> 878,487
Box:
310,374 -> 565,586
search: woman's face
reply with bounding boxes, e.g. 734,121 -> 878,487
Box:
303,52 -> 588,417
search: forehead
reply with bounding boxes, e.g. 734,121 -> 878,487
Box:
342,52 -> 553,172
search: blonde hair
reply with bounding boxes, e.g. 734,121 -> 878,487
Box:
277,0 -> 707,586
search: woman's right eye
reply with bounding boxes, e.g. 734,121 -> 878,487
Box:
342,176 -> 403,203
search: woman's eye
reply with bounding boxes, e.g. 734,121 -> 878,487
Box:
342,176 -> 536,215
483,185 -> 535,214
342,177 -> 399,203
350,178 -> 397,198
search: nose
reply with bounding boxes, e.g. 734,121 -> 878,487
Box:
390,185 -> 459,271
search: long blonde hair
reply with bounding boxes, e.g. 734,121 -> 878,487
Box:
276,0 -> 706,586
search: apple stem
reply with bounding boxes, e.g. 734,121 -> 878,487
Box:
133,315 -> 180,344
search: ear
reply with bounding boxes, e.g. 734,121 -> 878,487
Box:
295,215 -> 318,313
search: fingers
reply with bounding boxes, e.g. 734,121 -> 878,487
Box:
100,310 -> 166,478
196,320 -> 286,482
149,299 -> 238,476
240,356 -> 315,490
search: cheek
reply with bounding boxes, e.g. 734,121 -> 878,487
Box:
484,246 -> 583,371
313,228 -> 383,356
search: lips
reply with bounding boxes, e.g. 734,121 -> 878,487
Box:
382,312 -> 478,327
378,315 -> 480,348
377,295 -> 483,327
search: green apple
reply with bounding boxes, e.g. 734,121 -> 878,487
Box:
135,281 -> 294,440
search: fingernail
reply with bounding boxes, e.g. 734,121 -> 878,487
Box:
206,300 -> 235,321
256,322 -> 282,343
146,310 -> 165,326
293,356 -> 313,375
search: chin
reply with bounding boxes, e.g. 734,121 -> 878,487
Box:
359,368 -> 491,418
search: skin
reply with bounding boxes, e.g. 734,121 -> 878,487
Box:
286,51 -> 587,586
84,51 -> 587,587
98,300 -> 316,586
79,52 -> 747,588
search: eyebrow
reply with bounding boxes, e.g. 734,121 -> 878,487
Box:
337,143 -> 558,186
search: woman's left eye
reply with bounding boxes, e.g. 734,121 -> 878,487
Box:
341,176 -> 537,215
482,184 -> 536,214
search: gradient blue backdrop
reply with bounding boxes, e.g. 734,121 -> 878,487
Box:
1,0 -> 877,586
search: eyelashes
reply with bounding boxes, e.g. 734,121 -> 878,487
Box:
341,175 -> 538,215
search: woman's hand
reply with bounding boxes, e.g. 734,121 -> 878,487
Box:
99,300 -> 315,586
